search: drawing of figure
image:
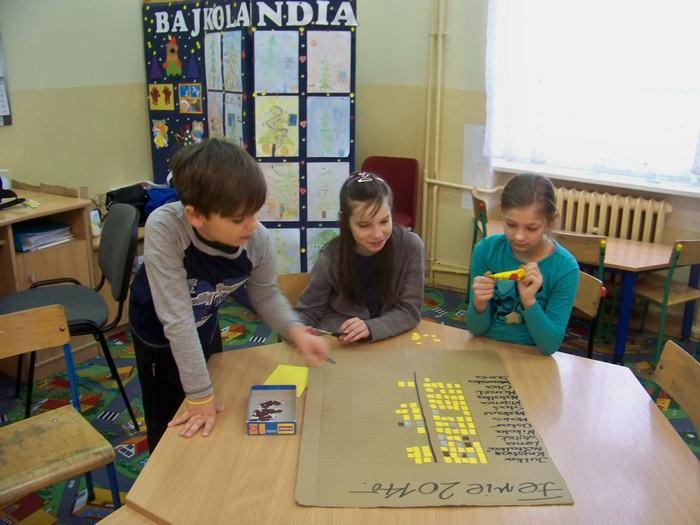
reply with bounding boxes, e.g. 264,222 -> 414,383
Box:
163,36 -> 182,77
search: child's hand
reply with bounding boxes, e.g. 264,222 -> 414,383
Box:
472,272 -> 495,313
338,317 -> 370,343
517,262 -> 543,309
288,324 -> 329,367
168,396 -> 225,439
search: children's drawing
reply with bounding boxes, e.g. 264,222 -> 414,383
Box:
163,36 -> 183,77
269,229 -> 301,274
306,162 -> 349,221
224,93 -> 244,146
148,84 -> 175,111
306,97 -> 350,158
152,119 -> 169,149
223,31 -> 243,92
255,96 -> 299,157
178,83 -> 203,114
254,31 -> 299,93
307,31 -> 351,93
258,163 -> 300,221
191,121 -> 205,142
204,33 -> 223,91
207,91 -> 224,138
306,228 -> 339,268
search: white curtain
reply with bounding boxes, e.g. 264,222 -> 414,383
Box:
484,0 -> 700,186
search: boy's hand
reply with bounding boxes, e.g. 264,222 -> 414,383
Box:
338,317 -> 370,343
288,324 -> 329,366
168,396 -> 225,439
517,262 -> 543,309
472,272 -> 495,313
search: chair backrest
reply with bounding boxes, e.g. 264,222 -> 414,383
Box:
277,272 -> 310,308
574,271 -> 604,318
554,231 -> 607,280
675,239 -> 700,267
360,156 -> 419,227
0,305 -> 71,360
652,340 -> 700,431
98,203 -> 140,303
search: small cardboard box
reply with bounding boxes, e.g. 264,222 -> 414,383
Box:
246,384 -> 297,435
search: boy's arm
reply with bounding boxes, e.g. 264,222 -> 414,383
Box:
245,229 -> 303,337
364,234 -> 424,341
145,216 -> 213,400
521,265 -> 579,356
294,250 -> 334,326
465,240 -> 491,336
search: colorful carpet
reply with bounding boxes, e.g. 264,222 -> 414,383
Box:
0,286 -> 697,524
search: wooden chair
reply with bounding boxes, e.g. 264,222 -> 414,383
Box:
635,240 -> 700,362
572,271 -> 606,359
652,340 -> 700,434
277,272 -> 310,308
467,186 -> 504,301
553,231 -> 607,280
0,305 -> 121,509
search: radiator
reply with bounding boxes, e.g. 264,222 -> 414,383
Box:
554,187 -> 672,243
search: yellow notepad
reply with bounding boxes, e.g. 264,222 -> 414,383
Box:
264,364 -> 309,397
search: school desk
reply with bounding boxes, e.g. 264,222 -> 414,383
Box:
123,321 -> 700,524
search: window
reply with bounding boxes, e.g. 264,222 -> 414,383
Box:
484,0 -> 700,196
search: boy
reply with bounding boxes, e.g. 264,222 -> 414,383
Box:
129,139 -> 328,450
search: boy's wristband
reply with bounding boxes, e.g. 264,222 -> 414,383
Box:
186,394 -> 215,406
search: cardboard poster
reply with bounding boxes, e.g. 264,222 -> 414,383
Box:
296,348 -> 573,507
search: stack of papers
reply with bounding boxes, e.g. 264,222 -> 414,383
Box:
13,220 -> 74,252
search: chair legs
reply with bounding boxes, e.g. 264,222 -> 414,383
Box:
84,465 -> 122,508
96,332 -> 140,431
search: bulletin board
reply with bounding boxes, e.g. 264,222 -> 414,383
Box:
296,348 -> 573,508
141,0 -> 357,272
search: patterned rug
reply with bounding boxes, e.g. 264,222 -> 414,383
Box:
0,286 -> 697,524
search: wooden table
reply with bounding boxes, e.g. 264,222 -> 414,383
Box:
123,321 -> 699,524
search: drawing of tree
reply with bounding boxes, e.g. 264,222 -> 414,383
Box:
258,104 -> 294,156
319,59 -> 332,92
320,111 -> 334,156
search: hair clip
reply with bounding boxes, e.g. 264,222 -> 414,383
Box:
356,171 -> 374,183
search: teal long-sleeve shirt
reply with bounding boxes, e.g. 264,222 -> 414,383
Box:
466,234 -> 579,355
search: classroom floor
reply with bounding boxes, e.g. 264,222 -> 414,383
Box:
0,286 -> 697,524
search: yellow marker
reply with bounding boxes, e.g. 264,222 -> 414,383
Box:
489,267 -> 526,281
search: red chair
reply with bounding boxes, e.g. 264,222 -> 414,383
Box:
360,156 -> 419,229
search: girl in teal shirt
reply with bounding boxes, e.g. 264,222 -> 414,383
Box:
466,174 -> 579,355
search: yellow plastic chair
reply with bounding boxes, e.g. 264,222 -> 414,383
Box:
0,305 -> 121,509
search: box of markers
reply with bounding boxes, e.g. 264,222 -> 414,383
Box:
246,384 -> 297,435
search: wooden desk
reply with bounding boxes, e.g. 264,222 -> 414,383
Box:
0,189 -> 94,294
124,322 -> 700,524
0,189 -> 95,378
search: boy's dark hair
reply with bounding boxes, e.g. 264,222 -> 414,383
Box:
170,139 -> 267,217
331,171 -> 397,306
501,173 -> 559,229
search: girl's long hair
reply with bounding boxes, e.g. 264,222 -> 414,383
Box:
330,171 -> 397,306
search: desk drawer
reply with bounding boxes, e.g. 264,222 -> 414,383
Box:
15,239 -> 92,290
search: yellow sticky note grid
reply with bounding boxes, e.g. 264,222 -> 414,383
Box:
264,364 -> 308,397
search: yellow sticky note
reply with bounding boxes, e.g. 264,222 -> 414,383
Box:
264,364 -> 308,397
